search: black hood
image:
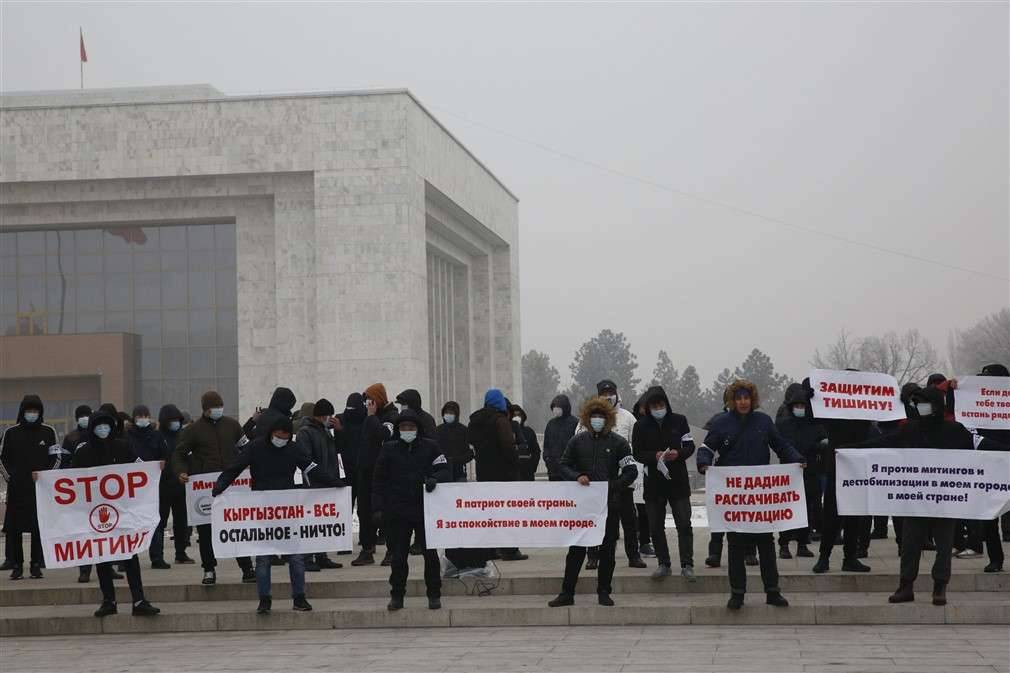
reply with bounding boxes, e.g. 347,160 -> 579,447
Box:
980,364 -> 1010,377
642,386 -> 672,414
88,410 -> 119,439
783,383 -> 811,407
264,414 -> 294,442
441,401 -> 461,416
910,386 -> 946,420
97,403 -> 123,435
158,404 -> 184,427
510,404 -> 528,425
342,393 -> 366,424
550,394 -> 572,417
16,394 -> 44,424
396,408 -> 426,437
268,387 -> 297,415
396,389 -> 423,410
75,404 -> 93,419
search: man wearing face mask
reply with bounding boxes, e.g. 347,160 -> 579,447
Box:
171,391 -> 255,585
774,383 -> 827,560
243,387 -> 297,441
511,404 -> 542,481
73,408 -> 160,618
548,396 -> 638,607
543,395 -> 578,481
57,404 -> 92,470
152,404 -> 192,569
351,383 -> 399,567
126,405 -> 173,569
297,398 -> 345,570
373,410 -> 450,610
435,401 -> 472,482
0,394 -> 59,580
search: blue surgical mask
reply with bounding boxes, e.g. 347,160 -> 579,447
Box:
23,411 -> 39,424
443,414 -> 456,424
94,424 -> 111,439
135,418 -> 151,428
271,436 -> 289,448
209,408 -> 224,421
792,406 -> 807,419
590,417 -> 605,433
168,421 -> 181,432
400,430 -> 418,444
78,417 -> 89,429
650,408 -> 667,421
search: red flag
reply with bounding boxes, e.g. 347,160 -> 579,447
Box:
80,29 -> 87,63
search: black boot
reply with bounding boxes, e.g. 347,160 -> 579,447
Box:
812,557 -> 829,574
726,593 -> 744,610
77,567 -> 91,583
131,600 -> 160,616
387,595 -> 404,611
351,549 -> 375,566
94,601 -> 117,617
428,596 -> 442,610
9,566 -> 23,580
841,558 -> 871,573
548,593 -> 574,607
888,578 -> 915,603
931,580 -> 947,606
597,593 -> 615,607
778,544 -> 792,560
257,597 -> 272,614
29,564 -> 43,579
766,592 -> 789,607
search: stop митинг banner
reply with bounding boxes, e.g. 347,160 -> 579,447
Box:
211,486 -> 353,558
704,463 -> 808,533
185,469 -> 251,526
35,462 -> 162,568
808,368 -> 906,422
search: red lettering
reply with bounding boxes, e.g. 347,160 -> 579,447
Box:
54,478 -> 75,505
127,471 -> 148,498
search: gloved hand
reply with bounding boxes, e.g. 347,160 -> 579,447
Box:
372,511 -> 383,527
425,477 -> 438,493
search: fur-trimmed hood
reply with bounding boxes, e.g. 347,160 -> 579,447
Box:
724,380 -> 761,409
579,396 -> 617,434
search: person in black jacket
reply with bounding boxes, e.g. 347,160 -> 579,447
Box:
435,401 -> 472,481
213,415 -> 344,613
351,383 -> 398,567
511,404 -> 542,481
775,383 -> 827,559
395,389 -> 437,437
72,409 -> 161,618
543,395 -> 578,481
0,394 -> 59,580
697,380 -> 804,610
57,404 -> 92,470
372,409 -> 451,610
335,393 -> 367,496
548,396 -> 638,608
243,387 -> 297,440
126,405 -> 174,569
632,386 -> 696,580
297,398 -> 344,570
151,404 -> 192,569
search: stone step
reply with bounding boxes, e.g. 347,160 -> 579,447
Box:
1,570 -> 1005,606
2,592 -> 1007,636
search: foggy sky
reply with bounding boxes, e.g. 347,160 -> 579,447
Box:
2,2 -> 1008,390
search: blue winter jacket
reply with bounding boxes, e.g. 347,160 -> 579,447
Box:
697,410 -> 803,468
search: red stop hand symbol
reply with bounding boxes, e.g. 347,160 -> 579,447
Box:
98,506 -> 111,524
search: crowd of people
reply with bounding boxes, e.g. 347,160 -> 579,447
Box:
1,364 -> 1007,617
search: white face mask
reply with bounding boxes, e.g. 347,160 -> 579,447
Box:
94,424 -> 111,439
792,406 -> 806,419
271,436 -> 289,448
23,411 -> 39,423
552,407 -> 563,418
650,407 -> 667,420
209,408 -> 224,421
397,403 -> 409,413
512,416 -> 523,424
135,418 -> 151,428
590,417 -> 606,432
443,414 -> 456,424
915,402 -> 934,417
168,421 -> 181,432
400,430 -> 418,443
78,417 -> 89,429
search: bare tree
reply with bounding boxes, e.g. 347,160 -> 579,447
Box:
949,309 -> 1010,375
812,328 -> 943,385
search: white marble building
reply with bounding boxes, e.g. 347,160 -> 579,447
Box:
0,85 -> 520,419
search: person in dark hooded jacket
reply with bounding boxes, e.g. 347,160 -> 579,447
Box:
543,395 -> 578,480
547,396 -> 638,608
214,415 -> 344,614
57,404 -> 92,469
510,404 -> 542,481
72,409 -> 161,618
372,409 -> 450,610
0,394 -> 58,579
351,383 -> 398,567
127,405 -> 172,569
775,383 -> 827,559
150,404 -> 191,568
297,398 -> 345,570
395,389 -> 437,437
435,401 -> 471,481
335,393 -> 367,490
632,386 -> 696,580
243,387 -> 297,440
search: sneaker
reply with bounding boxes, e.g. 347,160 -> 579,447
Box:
29,564 -> 43,579
779,545 -> 793,560
796,545 -> 815,558
841,559 -> 871,573
131,600 -> 160,616
151,559 -> 171,570
955,549 -> 983,559
257,597 -> 272,614
387,596 -> 404,611
585,558 -> 599,570
316,557 -> 342,570
983,563 -> 1004,573
9,566 -> 23,581
651,564 -> 672,580
174,553 -> 196,564
598,593 -> 615,606
304,559 -> 321,572
241,568 -> 256,583
380,551 -> 393,566
744,555 -> 759,567
681,566 -> 697,582
351,550 -> 375,566
548,593 -> 574,607
94,601 -> 117,617
0,559 -> 13,571
726,594 -> 744,610
292,595 -> 313,612
704,555 -> 721,568
639,543 -> 656,557
766,592 -> 789,607
202,570 -> 216,585
628,556 -> 647,569
500,551 -> 529,561
428,597 -> 442,610
77,568 -> 91,583
812,557 -> 829,574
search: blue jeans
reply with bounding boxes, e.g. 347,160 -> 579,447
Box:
255,554 -> 305,599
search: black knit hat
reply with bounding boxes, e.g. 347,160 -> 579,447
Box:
201,390 -> 224,411
980,364 -> 1010,377
132,404 -> 151,419
75,404 -> 92,418
313,398 -> 335,417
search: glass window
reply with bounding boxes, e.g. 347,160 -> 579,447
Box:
217,346 -> 238,379
105,274 -> 132,309
104,311 -> 133,332
215,270 -> 237,307
161,251 -> 188,272
188,249 -> 217,272
1,280 -> 17,314
160,226 -> 186,251
76,311 -> 104,333
133,252 -> 160,273
162,348 -> 188,379
214,223 -> 236,250
160,380 -> 189,408
187,225 -> 215,250
141,381 -> 163,410
102,228 -> 134,254
74,229 -> 102,254
46,251 -> 73,275
17,255 -> 44,276
190,347 -> 216,378
216,309 -> 237,347
163,309 -> 189,346
134,272 -> 161,309
138,227 -> 159,251
104,252 -> 132,273
161,271 -> 187,308
188,271 -> 214,309
0,314 -> 16,336
76,275 -> 104,310
76,255 -> 103,274
189,309 -> 215,346
46,311 -> 75,334
0,232 -> 16,257
216,378 -> 239,416
135,310 -> 162,346
16,231 -> 44,255
141,348 -> 161,380
17,282 -> 44,312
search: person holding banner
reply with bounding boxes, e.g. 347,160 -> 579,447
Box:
547,396 -> 638,608
72,408 -> 161,617
351,383 -> 398,567
297,398 -> 344,570
171,391 -> 256,585
372,409 -> 451,611
213,414 -> 345,614
775,383 -> 827,559
697,380 -> 804,610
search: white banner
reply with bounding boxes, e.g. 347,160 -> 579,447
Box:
35,463 -> 162,568
836,449 -> 1010,518
954,376 -> 1010,430
705,464 -> 808,533
185,470 -> 251,526
212,487 -> 353,558
423,481 -> 608,549
809,368 -> 906,422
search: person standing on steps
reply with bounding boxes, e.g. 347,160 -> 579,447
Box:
548,396 -> 638,608
543,395 -> 578,481
696,380 -> 804,611
351,383 -> 398,567
435,401 -> 472,482
775,383 -> 826,560
126,405 -> 173,570
511,404 -> 542,482
297,398 -> 345,570
154,404 -> 193,569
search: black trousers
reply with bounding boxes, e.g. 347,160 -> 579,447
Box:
727,532 -> 779,596
958,519 -> 1005,565
646,495 -> 693,568
561,507 -> 620,596
196,524 -> 251,572
356,472 -> 377,550
385,515 -> 440,599
900,517 -> 955,583
150,480 -> 188,561
589,491 -> 639,561
6,527 -> 43,567
637,504 -> 651,546
782,469 -> 822,544
818,474 -> 859,560
97,554 -> 145,604
709,532 -> 756,560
